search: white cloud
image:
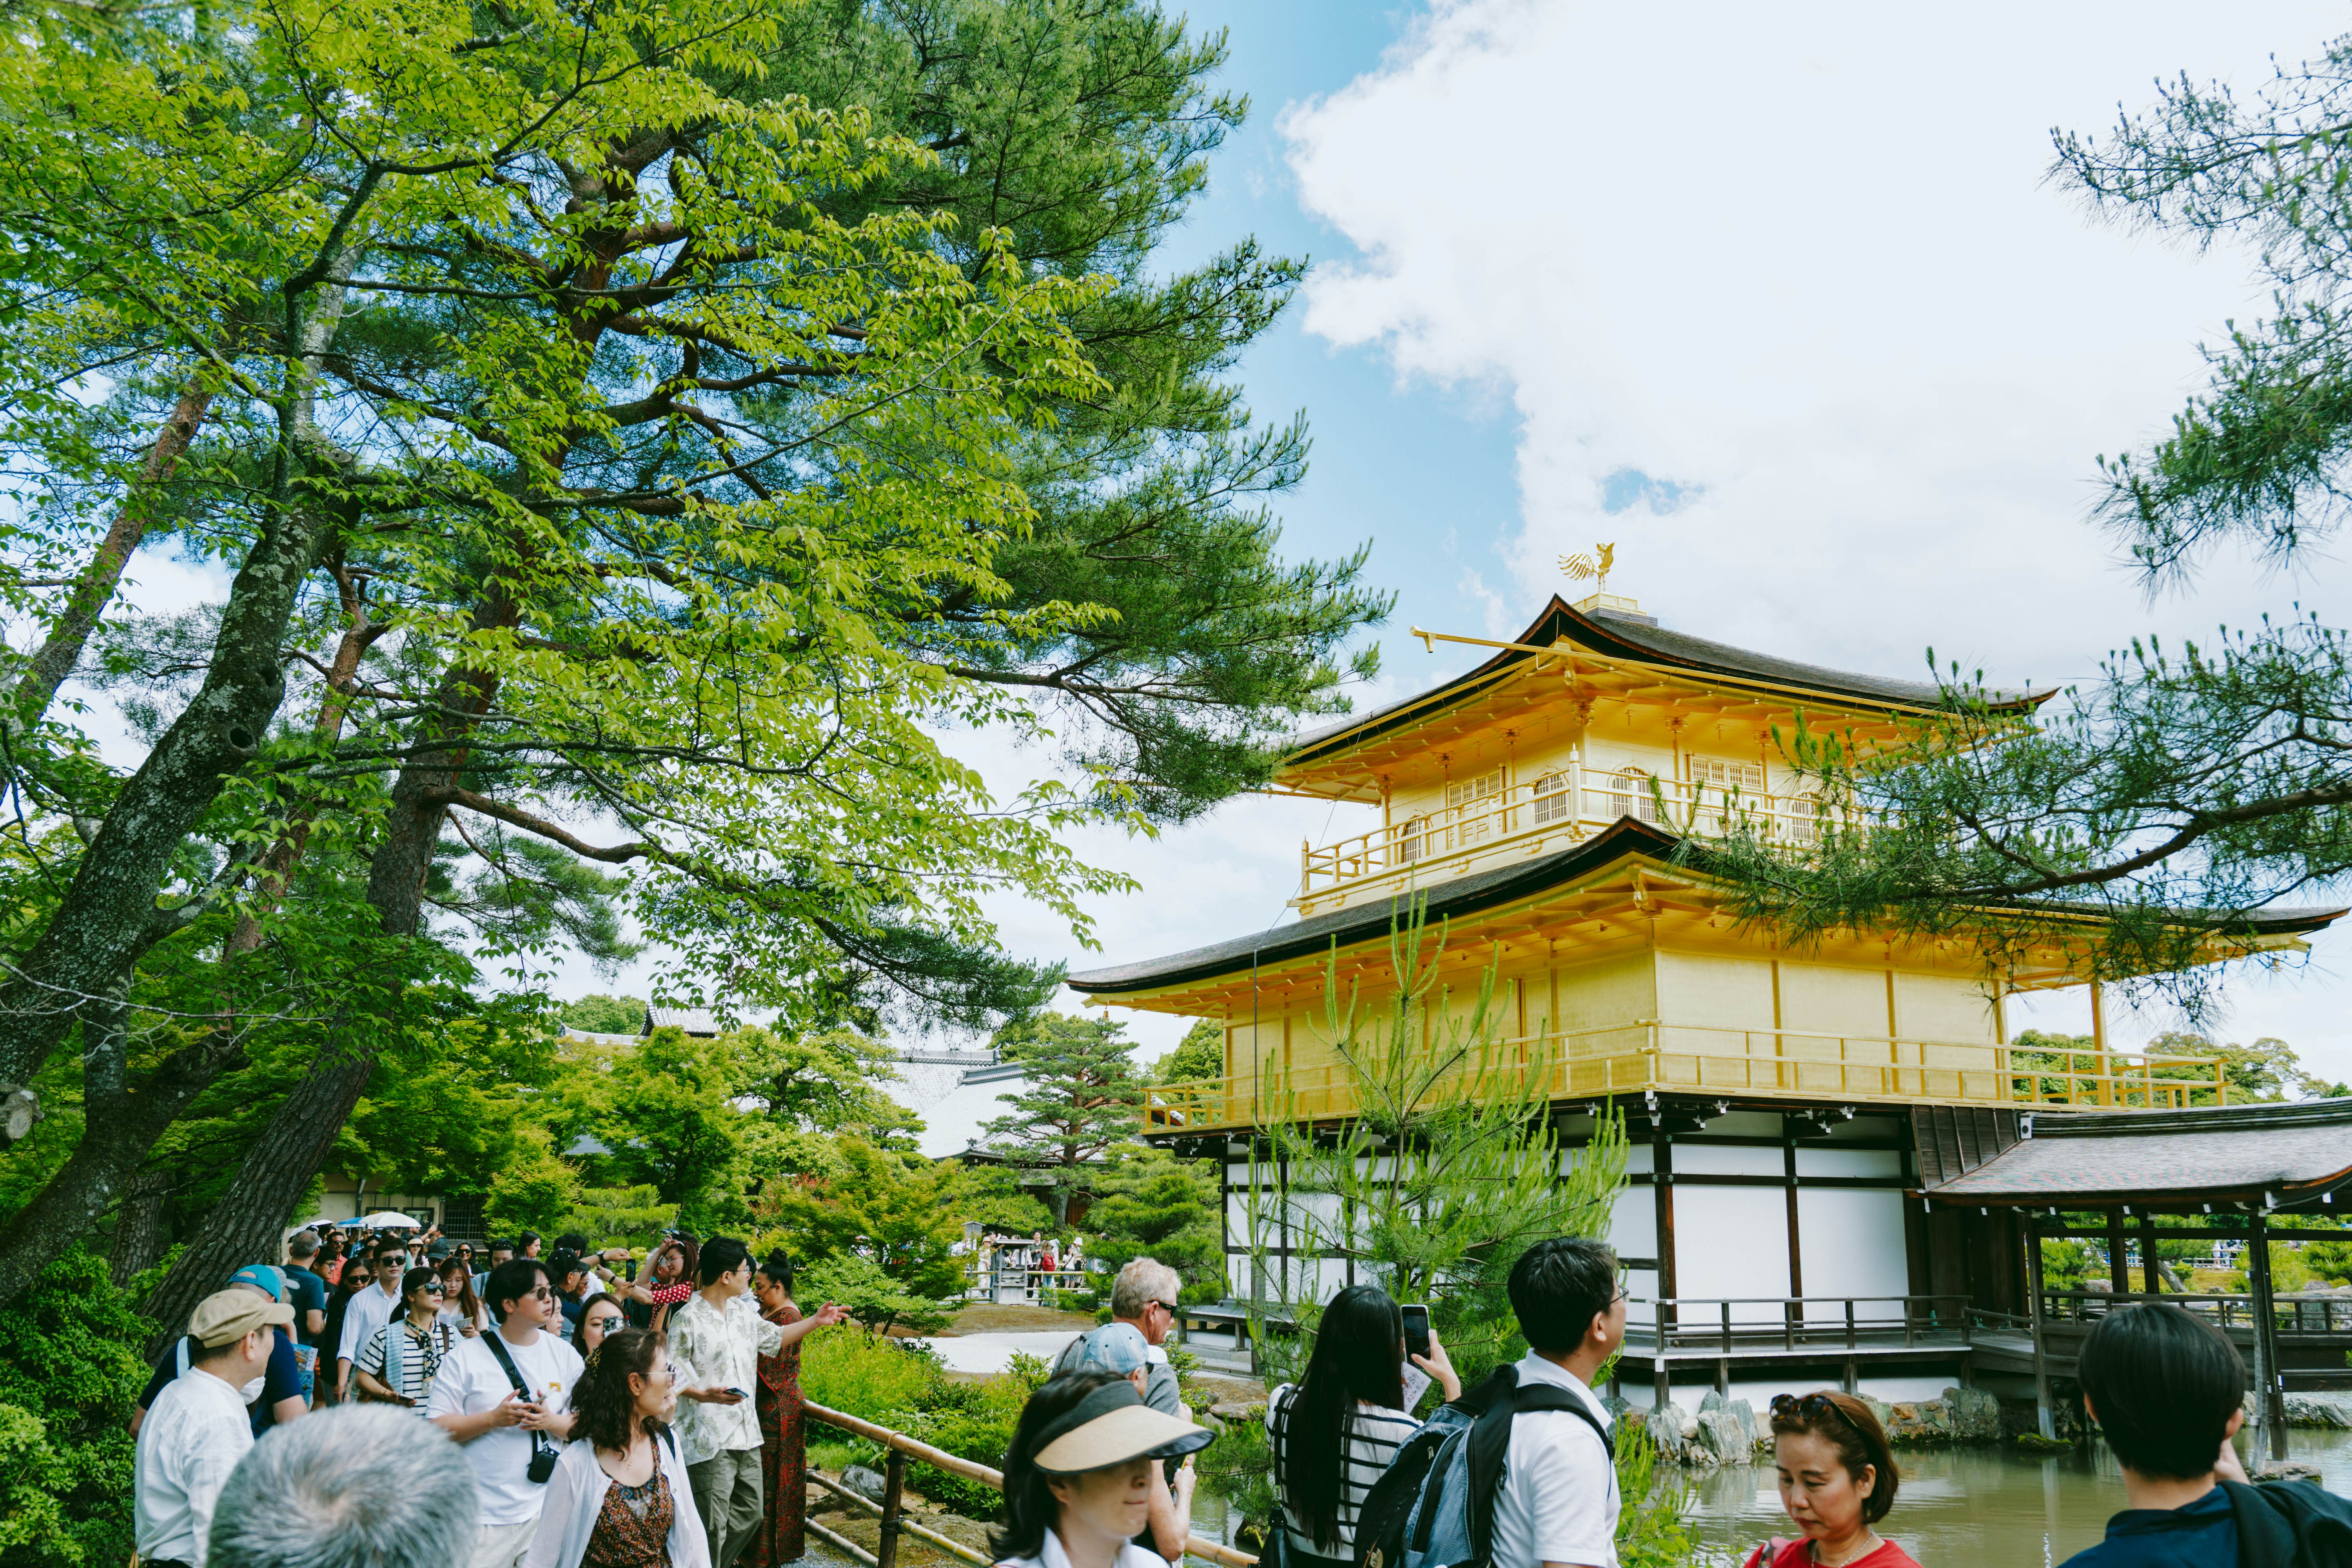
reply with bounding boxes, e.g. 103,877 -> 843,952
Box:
1276,0 -> 2352,1069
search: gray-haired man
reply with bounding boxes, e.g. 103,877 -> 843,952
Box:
1055,1257 -> 1184,1423
209,1405 -> 478,1568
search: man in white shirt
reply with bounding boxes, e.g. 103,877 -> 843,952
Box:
426,1257 -> 584,1568
134,1287 -> 293,1568
1488,1236 -> 1626,1568
336,1236 -> 411,1399
667,1237 -> 846,1568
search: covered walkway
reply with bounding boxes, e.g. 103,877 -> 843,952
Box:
1923,1098 -> 2352,1457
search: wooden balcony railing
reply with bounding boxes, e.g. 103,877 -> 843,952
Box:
1630,1294 -> 1975,1350
1142,1024 -> 2229,1132
807,1400 -> 1254,1568
1301,766 -> 1844,900
2032,1290 -> 2352,1336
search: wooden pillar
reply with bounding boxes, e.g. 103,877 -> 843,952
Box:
2141,1210 -> 2160,1295
2090,979 -> 2111,1106
877,1450 -> 907,1568
2107,1210 -> 2131,1296
2026,1214 -> 2055,1440
1653,1131 -> 1677,1415
2250,1207 -> 2288,1462
1784,1138 -> 1804,1298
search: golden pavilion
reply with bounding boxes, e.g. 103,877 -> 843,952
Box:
1063,588 -> 2345,1410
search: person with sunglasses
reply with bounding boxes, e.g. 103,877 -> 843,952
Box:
354,1267 -> 460,1410
428,1257 -> 586,1568
1051,1259 -> 1187,1433
1748,1391 -> 1918,1568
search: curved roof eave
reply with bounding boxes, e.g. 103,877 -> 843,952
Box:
1285,595 -> 2060,771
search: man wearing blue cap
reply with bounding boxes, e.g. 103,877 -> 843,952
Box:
1076,1321 -> 1200,1562
130,1263 -> 309,1438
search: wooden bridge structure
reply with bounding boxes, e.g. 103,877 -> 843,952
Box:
1920,1097 -> 2352,1460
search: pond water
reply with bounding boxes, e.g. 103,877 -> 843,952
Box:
1189,1428 -> 2352,1565
1685,1427 -> 2352,1564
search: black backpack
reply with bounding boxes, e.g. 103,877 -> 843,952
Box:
1352,1365 -> 1608,1568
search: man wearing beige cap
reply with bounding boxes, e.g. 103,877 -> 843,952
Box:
134,1287 -> 294,1568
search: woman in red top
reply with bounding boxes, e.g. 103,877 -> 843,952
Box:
1746,1391 -> 1921,1568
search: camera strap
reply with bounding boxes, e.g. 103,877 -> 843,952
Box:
482,1330 -> 556,1478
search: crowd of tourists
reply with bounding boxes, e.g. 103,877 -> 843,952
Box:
132,1223 -> 2352,1568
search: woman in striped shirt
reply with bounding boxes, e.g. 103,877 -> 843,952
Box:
1267,1285 -> 1460,1568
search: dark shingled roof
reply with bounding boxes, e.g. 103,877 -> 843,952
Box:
1287,596 -> 2055,768
1067,818 -> 1683,995
1924,1098 -> 2352,1206
1065,818 -> 2346,998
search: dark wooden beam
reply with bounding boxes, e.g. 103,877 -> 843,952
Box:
1786,1139 -> 1805,1298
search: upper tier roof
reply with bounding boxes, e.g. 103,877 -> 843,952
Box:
1285,595 -> 2056,771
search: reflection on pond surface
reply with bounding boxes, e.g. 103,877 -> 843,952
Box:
1192,1428 -> 2352,1564
1688,1428 -> 2352,1565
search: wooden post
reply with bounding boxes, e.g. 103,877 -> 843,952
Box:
2250,1207 -> 2288,1463
2141,1210 -> 2160,1295
2107,1210 -> 2131,1296
2090,980 -> 2111,1105
878,1450 -> 907,1568
2026,1214 -> 2056,1440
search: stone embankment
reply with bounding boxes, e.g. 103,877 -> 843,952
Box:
1606,1387 -> 2002,1466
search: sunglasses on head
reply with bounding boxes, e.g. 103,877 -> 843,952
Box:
1771,1392 -> 1855,1430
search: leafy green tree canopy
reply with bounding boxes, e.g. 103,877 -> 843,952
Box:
559,996 -> 648,1036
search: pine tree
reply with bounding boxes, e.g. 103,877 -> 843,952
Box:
980,1013 -> 1145,1227
1084,1144 -> 1222,1307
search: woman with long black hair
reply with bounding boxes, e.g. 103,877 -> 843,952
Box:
992,1371 -> 1214,1568
1266,1285 -> 1459,1568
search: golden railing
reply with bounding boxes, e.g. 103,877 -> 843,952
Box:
1141,1022 -> 2229,1132
1301,766 -> 1844,899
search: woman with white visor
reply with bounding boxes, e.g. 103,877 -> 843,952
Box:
993,1371 -> 1216,1568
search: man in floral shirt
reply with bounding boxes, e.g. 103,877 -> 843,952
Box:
667,1237 -> 847,1568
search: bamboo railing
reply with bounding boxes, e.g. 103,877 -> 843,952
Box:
806,1400 -> 1256,1568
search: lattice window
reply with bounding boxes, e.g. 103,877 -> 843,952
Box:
1610,768 -> 1662,824
1532,771 -> 1571,824
1445,767 -> 1506,845
1690,758 -> 1766,794
1395,817 -> 1425,864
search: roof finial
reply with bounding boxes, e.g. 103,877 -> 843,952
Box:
1559,543 -> 1615,595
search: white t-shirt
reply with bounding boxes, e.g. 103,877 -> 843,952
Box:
1486,1352 -> 1618,1568
424,1328 -> 584,1526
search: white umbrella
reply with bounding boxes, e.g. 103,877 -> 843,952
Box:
356,1210 -> 422,1230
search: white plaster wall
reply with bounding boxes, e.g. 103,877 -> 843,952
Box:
1793,1147 -> 1903,1179
1610,1183 -> 1658,1329
1671,1186 -> 1792,1325
1797,1188 -> 1912,1325
1674,1143 -> 1784,1177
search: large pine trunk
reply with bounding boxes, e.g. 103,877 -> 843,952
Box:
110,1171 -> 171,1289
140,723 -> 470,1347
138,1032 -> 379,1356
